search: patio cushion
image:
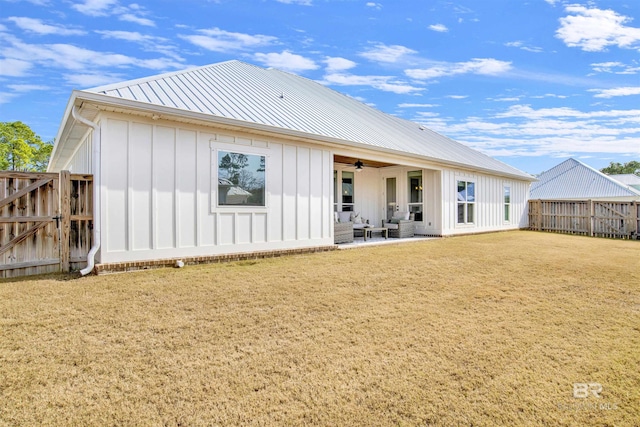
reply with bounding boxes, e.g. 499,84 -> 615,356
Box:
338,211 -> 352,223
353,223 -> 371,229
392,211 -> 410,221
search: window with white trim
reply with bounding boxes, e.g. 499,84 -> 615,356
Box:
408,170 -> 423,222
341,171 -> 354,212
457,180 -> 475,224
504,185 -> 511,222
217,150 -> 265,206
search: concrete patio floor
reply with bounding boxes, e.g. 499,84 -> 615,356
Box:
337,235 -> 439,249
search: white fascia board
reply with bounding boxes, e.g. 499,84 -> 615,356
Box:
48,92 -> 80,172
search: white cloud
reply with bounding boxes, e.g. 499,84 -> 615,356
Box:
366,3 -> 382,10
0,58 -> 33,76
71,0 -> 155,26
398,103 -> 439,108
72,0 -> 118,16
119,13 -> 155,27
406,58 -> 512,80
254,51 -> 318,72
504,40 -> 543,53
429,24 -> 448,33
4,0 -> 50,4
324,57 -> 357,72
359,43 -> 417,63
322,72 -> 423,94
530,93 -> 569,99
0,92 -> 18,105
180,28 -> 277,52
446,95 -> 468,99
414,111 -> 440,118
276,0 -> 312,5
495,104 -> 640,119
65,72 -> 123,87
95,30 -> 183,61
7,83 -> 49,92
1,37 -> 185,76
493,97 -> 520,102
590,87 -> 640,98
556,5 -> 640,52
590,61 -> 640,75
7,17 -> 85,36
96,30 -> 156,43
413,104 -> 640,160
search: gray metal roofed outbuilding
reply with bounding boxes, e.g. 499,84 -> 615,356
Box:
530,158 -> 640,201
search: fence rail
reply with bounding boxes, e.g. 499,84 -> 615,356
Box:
529,199 -> 639,240
0,171 -> 93,278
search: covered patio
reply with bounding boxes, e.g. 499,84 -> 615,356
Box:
333,154 -> 443,243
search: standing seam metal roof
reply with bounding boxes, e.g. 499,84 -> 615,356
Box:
87,60 -> 533,180
530,158 -> 640,199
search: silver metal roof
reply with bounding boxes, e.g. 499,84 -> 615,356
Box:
530,158 -> 640,200
608,174 -> 640,189
70,60 -> 532,179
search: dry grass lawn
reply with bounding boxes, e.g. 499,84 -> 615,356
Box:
1,231 -> 639,426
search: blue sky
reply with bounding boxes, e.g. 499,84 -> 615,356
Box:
1,0 -> 639,175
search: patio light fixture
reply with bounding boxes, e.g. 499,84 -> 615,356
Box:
354,160 -> 364,172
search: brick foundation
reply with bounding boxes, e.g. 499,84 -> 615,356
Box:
93,245 -> 338,275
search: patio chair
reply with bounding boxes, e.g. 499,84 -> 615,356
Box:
334,211 -> 354,244
383,212 -> 415,238
334,221 -> 354,244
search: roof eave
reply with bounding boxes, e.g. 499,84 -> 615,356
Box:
58,91 -> 536,181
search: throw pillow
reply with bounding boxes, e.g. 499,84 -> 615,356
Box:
338,211 -> 352,223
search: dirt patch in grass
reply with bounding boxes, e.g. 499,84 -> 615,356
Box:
1,231 -> 638,426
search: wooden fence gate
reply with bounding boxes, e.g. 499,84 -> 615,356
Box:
0,171 -> 93,278
529,199 -> 640,239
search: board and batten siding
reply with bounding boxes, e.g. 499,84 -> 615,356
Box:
441,169 -> 529,235
99,115 -> 333,263
65,131 -> 93,174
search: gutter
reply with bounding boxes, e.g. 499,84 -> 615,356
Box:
71,106 -> 101,276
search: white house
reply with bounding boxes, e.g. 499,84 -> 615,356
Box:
48,60 -> 535,273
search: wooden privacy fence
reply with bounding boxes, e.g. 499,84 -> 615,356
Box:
529,199 -> 639,240
0,171 -> 93,278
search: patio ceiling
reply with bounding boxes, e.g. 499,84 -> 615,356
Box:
334,155 -> 396,169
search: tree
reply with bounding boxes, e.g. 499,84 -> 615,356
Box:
600,160 -> 640,177
0,121 -> 53,172
218,153 -> 248,184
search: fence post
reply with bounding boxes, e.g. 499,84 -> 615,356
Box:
59,170 -> 71,272
588,199 -> 593,237
634,201 -> 639,238
537,200 -> 542,231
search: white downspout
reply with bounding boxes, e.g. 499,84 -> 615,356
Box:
72,106 -> 101,276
